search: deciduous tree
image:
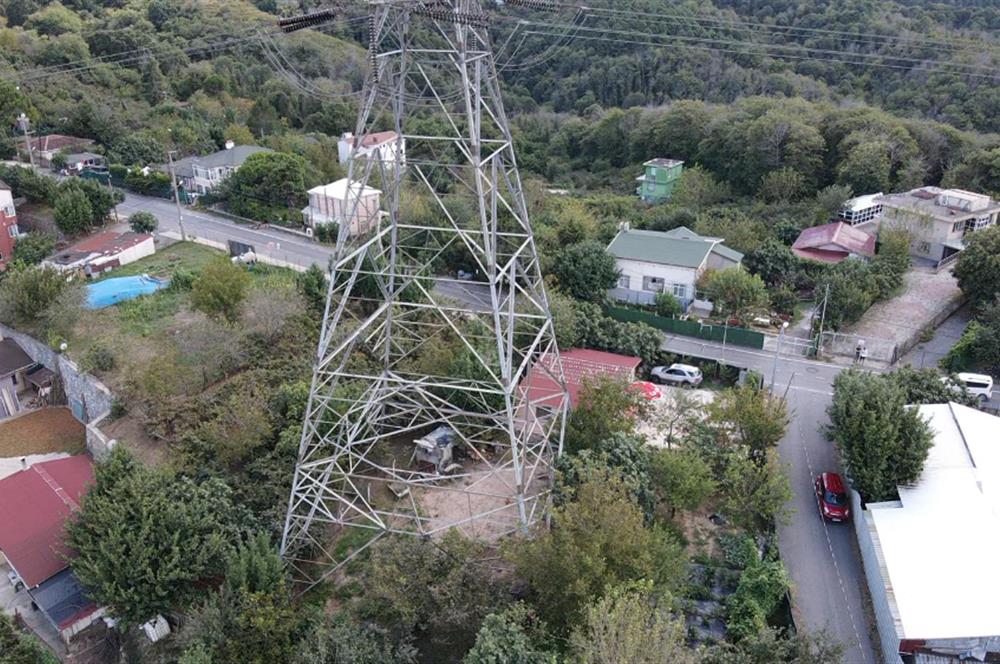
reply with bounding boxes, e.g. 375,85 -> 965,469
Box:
128,211 -> 158,234
650,448 -> 716,517
552,241 -> 619,302
702,268 -> 769,323
191,257 -> 252,321
954,225 -> 1000,310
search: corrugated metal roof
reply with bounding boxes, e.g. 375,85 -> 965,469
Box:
608,228 -> 742,268
792,222 -> 876,263
0,455 -> 94,588
867,404 -> 1000,640
521,348 -> 640,409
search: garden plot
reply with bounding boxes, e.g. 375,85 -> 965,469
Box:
637,385 -> 716,448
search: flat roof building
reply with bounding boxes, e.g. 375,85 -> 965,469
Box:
856,403 -> 1000,663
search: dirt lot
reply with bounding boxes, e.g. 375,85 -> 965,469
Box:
0,407 -> 86,456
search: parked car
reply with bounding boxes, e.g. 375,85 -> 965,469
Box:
941,372 -> 994,404
650,363 -> 703,387
815,472 -> 850,523
955,372 -> 994,403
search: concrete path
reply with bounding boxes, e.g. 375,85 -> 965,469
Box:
0,452 -> 71,480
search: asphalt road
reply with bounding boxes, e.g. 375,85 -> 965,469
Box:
660,335 -> 878,664
117,192 -> 334,270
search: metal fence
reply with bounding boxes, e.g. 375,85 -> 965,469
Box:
604,305 -> 766,350
818,330 -> 898,364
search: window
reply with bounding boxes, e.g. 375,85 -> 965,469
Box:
965,216 -> 992,233
7,224 -> 18,238
642,276 -> 665,292
617,275 -> 630,289
2,205 -> 13,217
671,283 -> 688,299
953,221 -> 964,233
917,241 -> 931,254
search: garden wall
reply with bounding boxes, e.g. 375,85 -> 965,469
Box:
604,305 -> 765,350
0,323 -> 116,458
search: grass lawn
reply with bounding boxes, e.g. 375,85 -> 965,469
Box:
0,407 -> 86,457
97,241 -> 223,280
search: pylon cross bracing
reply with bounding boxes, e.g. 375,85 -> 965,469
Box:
280,0 -> 569,589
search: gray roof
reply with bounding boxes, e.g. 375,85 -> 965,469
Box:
0,338 -> 34,376
607,227 -> 743,268
64,152 -> 104,163
167,145 -> 272,178
881,187 -> 1000,221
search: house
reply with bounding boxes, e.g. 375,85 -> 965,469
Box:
636,158 -> 683,204
0,337 -> 35,418
337,131 -> 405,167
838,192 -> 884,226
44,230 -> 155,276
0,455 -> 104,643
607,226 -> 743,309
855,403 -> 1000,664
0,180 -> 20,269
165,142 -> 272,196
518,348 -> 639,434
854,187 -> 1000,266
62,152 -> 106,174
21,135 -> 94,169
301,178 -> 383,237
791,222 -> 876,264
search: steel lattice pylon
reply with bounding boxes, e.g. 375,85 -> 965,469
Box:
280,0 -> 569,588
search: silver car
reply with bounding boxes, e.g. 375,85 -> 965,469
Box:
650,363 -> 703,387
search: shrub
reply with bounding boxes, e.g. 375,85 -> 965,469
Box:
190,258 -> 251,321
128,211 -> 158,234
654,291 -> 682,317
82,344 -> 116,373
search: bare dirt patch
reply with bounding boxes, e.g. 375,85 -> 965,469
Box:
0,407 -> 85,456
102,414 -> 169,467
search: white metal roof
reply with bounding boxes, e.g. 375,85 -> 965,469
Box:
843,192 -> 884,211
867,403 -> 1000,640
308,178 -> 381,199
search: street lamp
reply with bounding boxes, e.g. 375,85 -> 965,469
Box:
769,321 -> 789,393
15,113 -> 34,168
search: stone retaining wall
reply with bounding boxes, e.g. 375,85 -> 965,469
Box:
0,323 -> 116,459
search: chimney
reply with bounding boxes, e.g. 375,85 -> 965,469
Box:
224,140 -> 235,150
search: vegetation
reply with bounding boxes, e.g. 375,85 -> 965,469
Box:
0,613 -> 60,664
954,226 -> 1000,311
190,256 -> 252,321
828,369 -> 934,502
10,231 -> 55,265
67,448 -> 245,626
128,210 -> 158,234
0,263 -> 83,337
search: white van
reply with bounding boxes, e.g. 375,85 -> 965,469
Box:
956,372 -> 994,403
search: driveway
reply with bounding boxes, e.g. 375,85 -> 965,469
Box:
660,335 -> 878,664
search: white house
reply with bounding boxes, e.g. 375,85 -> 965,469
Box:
607,227 -> 743,309
337,131 -> 405,167
165,142 -> 272,196
854,403 -> 1000,664
301,178 -> 383,237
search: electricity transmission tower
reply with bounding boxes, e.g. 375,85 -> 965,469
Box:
280,0 -> 569,588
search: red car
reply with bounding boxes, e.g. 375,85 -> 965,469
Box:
815,472 -> 850,522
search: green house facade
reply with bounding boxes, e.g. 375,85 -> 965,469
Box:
636,158 -> 683,204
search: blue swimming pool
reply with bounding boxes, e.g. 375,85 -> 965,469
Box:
86,275 -> 170,309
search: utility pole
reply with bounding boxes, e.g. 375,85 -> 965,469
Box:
166,150 -> 188,242
16,114 -> 34,168
770,321 -> 789,393
816,284 -> 830,357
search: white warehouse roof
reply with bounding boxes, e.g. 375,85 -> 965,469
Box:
867,403 -> 1000,641
843,192 -> 884,211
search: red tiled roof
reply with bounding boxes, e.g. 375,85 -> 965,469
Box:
792,222 -> 876,264
0,455 -> 94,588
346,131 -> 398,148
521,348 -> 641,410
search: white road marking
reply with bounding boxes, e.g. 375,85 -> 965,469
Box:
796,410 -> 869,663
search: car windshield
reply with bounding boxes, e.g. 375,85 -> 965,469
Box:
825,490 -> 847,506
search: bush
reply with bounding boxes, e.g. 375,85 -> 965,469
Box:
169,268 -> 195,291
11,232 -> 57,265
191,258 -> 252,321
654,291 -> 682,317
128,211 -> 158,234
0,264 -> 84,335
82,344 -> 115,373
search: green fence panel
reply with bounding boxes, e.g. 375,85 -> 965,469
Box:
604,305 -> 765,350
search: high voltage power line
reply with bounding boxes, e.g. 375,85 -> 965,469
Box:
4,4 -> 999,87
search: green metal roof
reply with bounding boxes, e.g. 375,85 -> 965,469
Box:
607,228 -> 743,268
